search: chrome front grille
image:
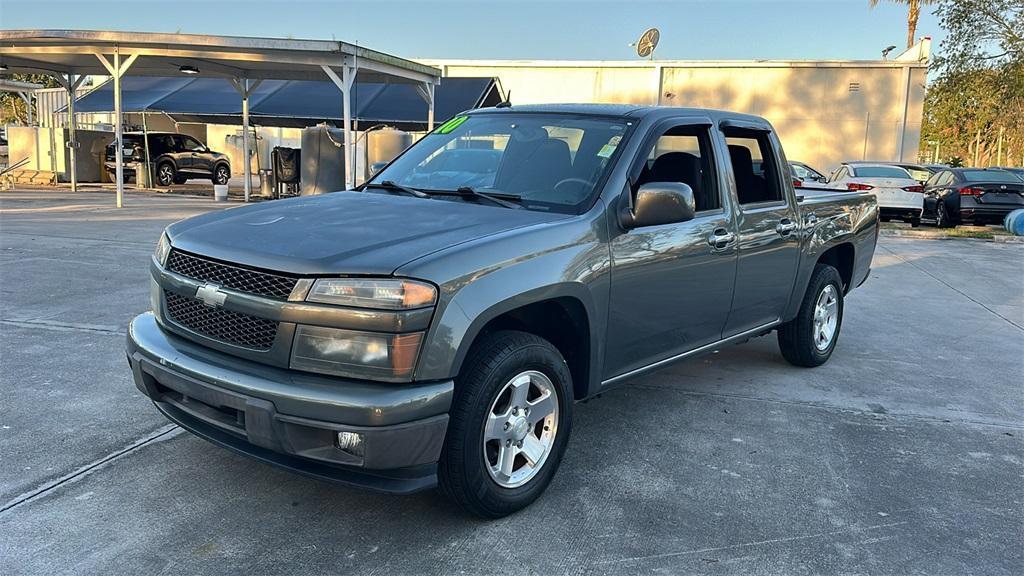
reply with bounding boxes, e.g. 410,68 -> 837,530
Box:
166,249 -> 298,300
164,290 -> 278,351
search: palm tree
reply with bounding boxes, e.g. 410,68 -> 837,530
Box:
870,0 -> 937,49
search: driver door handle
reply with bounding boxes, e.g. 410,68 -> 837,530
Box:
776,218 -> 798,236
707,227 -> 736,250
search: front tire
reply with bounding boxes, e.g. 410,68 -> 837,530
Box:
438,330 -> 573,518
212,164 -> 230,185
778,264 -> 844,367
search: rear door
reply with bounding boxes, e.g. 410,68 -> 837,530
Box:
604,117 -> 738,380
720,123 -> 800,337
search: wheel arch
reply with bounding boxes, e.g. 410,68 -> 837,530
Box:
422,285 -> 599,402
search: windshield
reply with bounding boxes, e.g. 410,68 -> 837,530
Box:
962,169 -> 1021,183
369,113 -> 631,213
854,166 -> 912,179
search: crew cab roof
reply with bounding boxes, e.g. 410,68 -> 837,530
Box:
465,103 -> 772,126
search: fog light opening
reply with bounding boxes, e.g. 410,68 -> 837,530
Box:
336,431 -> 365,457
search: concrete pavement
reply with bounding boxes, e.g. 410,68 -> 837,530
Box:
1,189 -> 1021,575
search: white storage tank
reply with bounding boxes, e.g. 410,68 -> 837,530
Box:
366,127 -> 413,176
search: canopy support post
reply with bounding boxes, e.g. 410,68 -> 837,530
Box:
231,77 -> 263,202
321,63 -> 357,190
96,50 -> 139,207
416,82 -> 436,131
18,92 -> 33,125
55,73 -> 86,193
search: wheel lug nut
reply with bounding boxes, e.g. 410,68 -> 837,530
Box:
506,439 -> 512,447
516,441 -> 523,448
503,422 -> 510,430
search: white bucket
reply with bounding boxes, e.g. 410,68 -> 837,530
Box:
213,184 -> 229,202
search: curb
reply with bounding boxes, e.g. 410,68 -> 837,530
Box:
880,229 -> 1024,243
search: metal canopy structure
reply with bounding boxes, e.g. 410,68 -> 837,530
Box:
0,29 -> 442,205
67,76 -> 502,131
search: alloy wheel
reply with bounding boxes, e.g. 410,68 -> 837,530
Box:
482,370 -> 559,488
158,165 -> 174,186
813,284 -> 839,351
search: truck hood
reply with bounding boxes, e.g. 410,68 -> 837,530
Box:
166,191 -> 570,276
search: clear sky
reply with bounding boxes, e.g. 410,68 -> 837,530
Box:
0,0 -> 945,61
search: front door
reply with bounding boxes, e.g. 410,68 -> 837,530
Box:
721,126 -> 801,336
604,118 -> 738,381
178,135 -> 210,175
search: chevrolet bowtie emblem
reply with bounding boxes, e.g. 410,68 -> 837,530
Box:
196,283 -> 227,307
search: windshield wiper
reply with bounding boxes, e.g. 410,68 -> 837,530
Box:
364,180 -> 431,199
454,187 -> 522,209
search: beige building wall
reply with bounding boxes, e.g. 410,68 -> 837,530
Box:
430,58 -> 927,173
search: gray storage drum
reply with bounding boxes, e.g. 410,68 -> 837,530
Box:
300,124 -> 346,195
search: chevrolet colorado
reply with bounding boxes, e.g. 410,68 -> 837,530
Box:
127,104 -> 878,517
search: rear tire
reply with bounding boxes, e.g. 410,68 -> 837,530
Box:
438,330 -> 573,518
778,264 -> 844,367
910,216 -> 921,228
935,201 -> 952,228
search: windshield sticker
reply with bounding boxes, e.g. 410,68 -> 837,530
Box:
436,115 -> 469,134
597,135 -> 621,158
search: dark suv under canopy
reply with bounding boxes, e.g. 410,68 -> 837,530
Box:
105,132 -> 231,186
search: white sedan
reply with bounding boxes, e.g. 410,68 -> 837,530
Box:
826,163 -> 923,226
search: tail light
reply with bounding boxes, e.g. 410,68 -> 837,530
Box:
846,182 -> 874,191
959,186 -> 983,196
902,185 -> 924,193
793,179 -> 802,187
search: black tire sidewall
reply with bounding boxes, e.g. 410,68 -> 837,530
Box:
804,267 -> 844,362
778,264 -> 844,367
440,331 -> 573,517
214,165 -> 229,185
157,163 -> 174,186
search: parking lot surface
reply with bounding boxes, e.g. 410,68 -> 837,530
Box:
1,190 -> 1021,575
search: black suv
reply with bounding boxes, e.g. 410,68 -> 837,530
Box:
105,132 -> 231,186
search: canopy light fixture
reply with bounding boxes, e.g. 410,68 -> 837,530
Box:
178,65 -> 199,75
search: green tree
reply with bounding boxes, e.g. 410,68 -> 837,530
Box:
870,0 -> 938,49
922,0 -> 1024,166
0,73 -> 61,125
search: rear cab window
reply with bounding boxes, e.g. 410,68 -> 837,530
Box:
722,128 -> 784,206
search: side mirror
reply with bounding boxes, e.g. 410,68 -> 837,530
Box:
621,182 -> 696,229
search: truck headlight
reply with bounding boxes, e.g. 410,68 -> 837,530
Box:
306,278 -> 436,310
154,232 -> 171,267
290,325 -> 424,382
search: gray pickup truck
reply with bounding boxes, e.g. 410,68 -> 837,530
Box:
127,104 -> 878,517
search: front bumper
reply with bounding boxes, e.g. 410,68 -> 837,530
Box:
127,312 -> 453,493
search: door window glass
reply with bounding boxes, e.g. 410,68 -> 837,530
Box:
723,128 -> 784,205
636,124 -> 720,212
180,136 -> 205,151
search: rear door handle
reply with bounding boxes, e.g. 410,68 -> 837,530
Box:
707,227 -> 736,250
776,218 -> 798,236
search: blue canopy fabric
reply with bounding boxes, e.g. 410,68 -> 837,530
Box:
70,76 -> 502,131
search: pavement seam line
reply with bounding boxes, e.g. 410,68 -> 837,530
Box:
627,383 -> 1024,430
879,242 -> 1023,332
0,424 -> 181,516
0,318 -> 124,335
599,520 -> 909,564
0,230 -> 154,247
